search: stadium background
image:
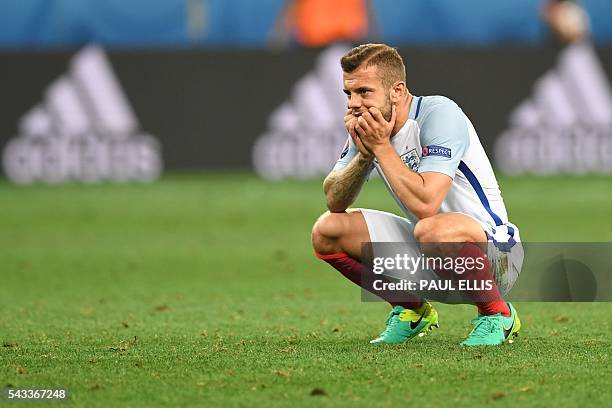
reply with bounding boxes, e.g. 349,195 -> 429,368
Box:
1,1 -> 611,406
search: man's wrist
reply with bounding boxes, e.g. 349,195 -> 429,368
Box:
371,142 -> 395,159
356,151 -> 374,163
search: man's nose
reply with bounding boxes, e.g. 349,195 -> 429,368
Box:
347,94 -> 361,109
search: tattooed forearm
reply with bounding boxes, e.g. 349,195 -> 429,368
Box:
323,153 -> 373,213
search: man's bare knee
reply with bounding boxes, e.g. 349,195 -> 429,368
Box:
311,211 -> 347,255
414,217 -> 438,243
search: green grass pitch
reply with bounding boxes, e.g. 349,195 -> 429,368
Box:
1,174 -> 611,407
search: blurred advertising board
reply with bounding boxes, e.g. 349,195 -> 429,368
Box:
1,44 -> 611,183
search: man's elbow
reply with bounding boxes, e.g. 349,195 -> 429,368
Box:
326,196 -> 348,213
323,175 -> 348,213
410,201 -> 440,220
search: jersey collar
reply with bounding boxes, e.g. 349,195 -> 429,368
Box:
408,95 -> 423,120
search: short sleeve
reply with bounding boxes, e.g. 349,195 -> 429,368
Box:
417,99 -> 470,178
332,135 -> 359,171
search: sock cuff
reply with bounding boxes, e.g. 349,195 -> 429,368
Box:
458,242 -> 486,259
314,252 -> 349,260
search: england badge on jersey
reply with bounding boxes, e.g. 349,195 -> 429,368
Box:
400,148 -> 420,172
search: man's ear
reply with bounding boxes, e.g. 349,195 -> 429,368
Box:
389,81 -> 405,103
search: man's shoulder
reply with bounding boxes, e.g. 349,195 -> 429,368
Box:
418,95 -> 461,116
415,95 -> 465,128
415,95 -> 470,148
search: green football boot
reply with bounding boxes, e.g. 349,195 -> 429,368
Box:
461,303 -> 521,346
370,302 -> 439,345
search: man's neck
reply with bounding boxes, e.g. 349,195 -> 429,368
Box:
391,93 -> 413,136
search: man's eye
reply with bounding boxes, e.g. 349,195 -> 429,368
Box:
361,90 -> 370,95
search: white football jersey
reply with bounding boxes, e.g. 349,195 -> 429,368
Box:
333,95 -> 520,245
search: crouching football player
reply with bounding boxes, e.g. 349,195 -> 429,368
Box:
311,44 -> 524,346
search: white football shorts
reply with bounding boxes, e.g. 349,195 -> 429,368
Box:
359,208 -> 524,297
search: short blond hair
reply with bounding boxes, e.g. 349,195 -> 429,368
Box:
340,43 -> 406,89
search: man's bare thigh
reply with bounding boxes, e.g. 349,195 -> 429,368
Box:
339,209 -> 371,260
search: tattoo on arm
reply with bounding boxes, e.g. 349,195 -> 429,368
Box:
323,153 -> 373,212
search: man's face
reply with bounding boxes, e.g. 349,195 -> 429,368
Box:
343,64 -> 393,121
